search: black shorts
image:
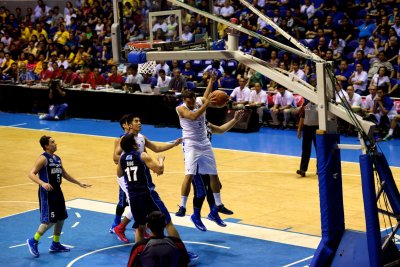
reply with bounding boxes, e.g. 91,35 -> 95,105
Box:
129,190 -> 171,229
39,187 -> 68,223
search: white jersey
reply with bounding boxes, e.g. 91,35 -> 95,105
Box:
177,97 -> 209,144
135,133 -> 146,153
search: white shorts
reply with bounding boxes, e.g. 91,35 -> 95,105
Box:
183,141 -> 217,175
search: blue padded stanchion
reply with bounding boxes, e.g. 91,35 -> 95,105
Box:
374,153 -> 400,215
360,154 -> 382,267
311,132 -> 345,267
128,51 -> 147,64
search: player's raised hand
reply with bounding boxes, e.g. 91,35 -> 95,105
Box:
206,92 -> 217,106
210,70 -> 218,82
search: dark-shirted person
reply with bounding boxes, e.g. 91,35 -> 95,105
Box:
127,211 -> 190,267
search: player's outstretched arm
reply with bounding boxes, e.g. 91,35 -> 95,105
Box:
141,152 -> 165,176
210,110 -> 245,134
62,167 -> 92,188
144,136 -> 182,153
28,155 -> 53,191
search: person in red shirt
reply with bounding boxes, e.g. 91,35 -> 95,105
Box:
107,65 -> 124,89
80,65 -> 96,89
62,67 -> 81,87
94,68 -> 106,87
39,62 -> 53,84
51,62 -> 63,80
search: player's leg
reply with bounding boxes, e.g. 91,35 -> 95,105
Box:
190,173 -> 207,231
177,146 -> 198,216
200,148 -> 234,215
209,174 -> 233,215
110,185 -> 128,233
27,223 -> 54,257
49,220 -> 70,252
135,225 -> 146,244
203,175 -> 226,227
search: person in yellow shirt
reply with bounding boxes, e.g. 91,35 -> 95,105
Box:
17,53 -> 29,69
1,53 -> 15,73
34,54 -> 46,76
72,46 -> 84,68
53,24 -> 70,46
35,23 -> 48,41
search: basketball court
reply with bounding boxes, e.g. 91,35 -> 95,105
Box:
1,112 -> 400,266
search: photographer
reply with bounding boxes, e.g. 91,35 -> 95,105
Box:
39,80 -> 68,120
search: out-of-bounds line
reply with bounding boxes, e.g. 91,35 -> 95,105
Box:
282,255 -> 314,267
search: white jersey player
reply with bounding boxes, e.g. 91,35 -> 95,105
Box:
175,72 -> 234,217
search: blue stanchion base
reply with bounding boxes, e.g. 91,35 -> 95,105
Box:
331,230 -> 370,267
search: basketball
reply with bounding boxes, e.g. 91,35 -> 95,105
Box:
211,90 -> 229,108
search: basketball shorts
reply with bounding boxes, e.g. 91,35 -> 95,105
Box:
182,142 -> 217,175
129,190 -> 171,229
39,187 -> 68,224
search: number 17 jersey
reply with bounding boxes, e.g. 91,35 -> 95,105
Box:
120,150 -> 155,195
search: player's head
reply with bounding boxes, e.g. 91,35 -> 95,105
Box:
126,114 -> 142,133
120,133 -> 138,153
40,135 -> 57,152
146,211 -> 166,236
119,114 -> 130,131
181,89 -> 196,109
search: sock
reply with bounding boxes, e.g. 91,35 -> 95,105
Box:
213,193 -> 222,206
113,215 -> 122,225
180,196 -> 188,208
193,207 -> 201,217
53,235 -> 60,243
34,232 -> 42,242
389,129 -> 394,135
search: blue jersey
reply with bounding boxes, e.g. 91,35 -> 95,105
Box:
38,152 -> 63,188
120,150 -> 155,194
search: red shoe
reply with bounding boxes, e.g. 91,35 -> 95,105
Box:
114,225 -> 129,243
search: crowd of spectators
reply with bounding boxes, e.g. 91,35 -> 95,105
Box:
0,0 -> 399,138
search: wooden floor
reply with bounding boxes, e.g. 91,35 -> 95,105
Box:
1,127 -> 399,236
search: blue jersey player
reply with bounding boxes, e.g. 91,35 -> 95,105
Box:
26,135 -> 91,258
117,133 -> 179,243
117,133 -> 198,261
